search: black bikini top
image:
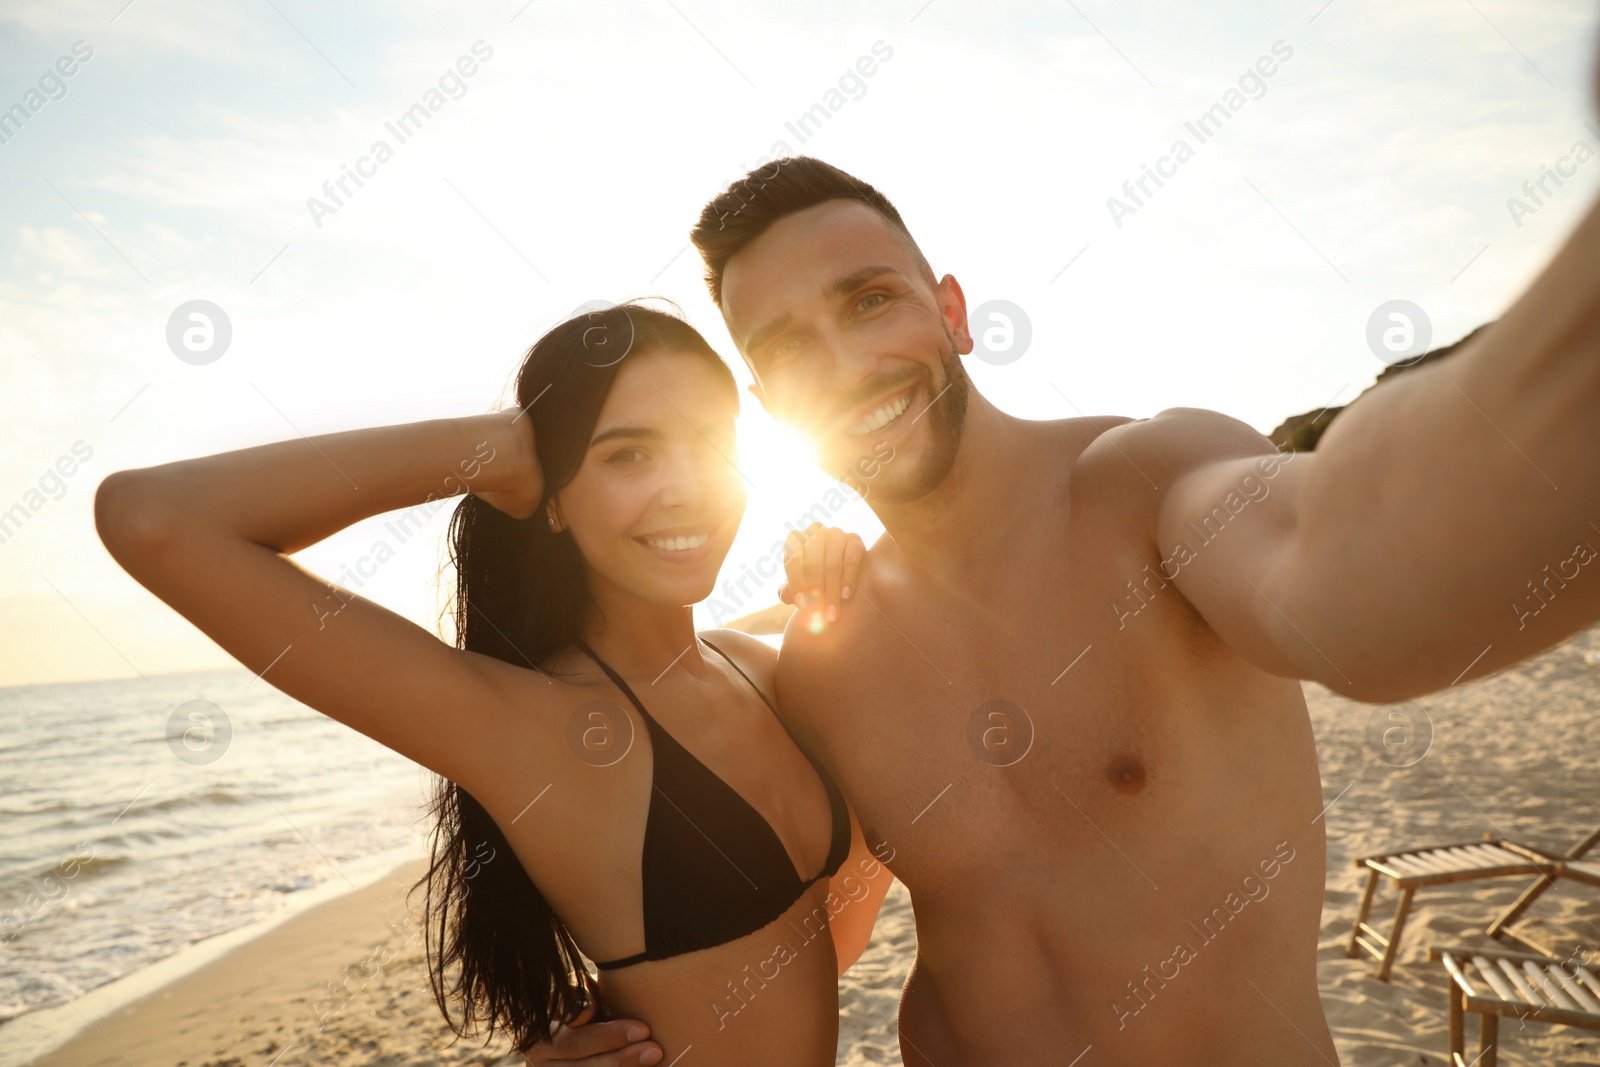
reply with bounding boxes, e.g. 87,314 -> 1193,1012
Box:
574,637 -> 851,971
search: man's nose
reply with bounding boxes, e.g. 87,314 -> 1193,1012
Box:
815,320 -> 878,381
802,324 -> 884,424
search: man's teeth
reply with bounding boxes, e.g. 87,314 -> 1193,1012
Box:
643,533 -> 710,552
850,393 -> 912,436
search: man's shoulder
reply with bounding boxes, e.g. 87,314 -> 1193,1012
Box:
773,578 -> 882,709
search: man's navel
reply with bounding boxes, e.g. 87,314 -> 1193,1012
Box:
1106,753 -> 1148,794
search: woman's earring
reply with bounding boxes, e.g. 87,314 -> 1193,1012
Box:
547,516 -> 555,527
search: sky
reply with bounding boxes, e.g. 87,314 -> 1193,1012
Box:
1,0 -> 1598,687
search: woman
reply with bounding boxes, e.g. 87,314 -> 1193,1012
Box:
95,301 -> 889,1065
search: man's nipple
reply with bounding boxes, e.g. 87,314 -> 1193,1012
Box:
1107,754 -> 1147,794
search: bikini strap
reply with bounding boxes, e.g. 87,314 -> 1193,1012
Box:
572,638 -> 659,725
577,636 -> 778,719
699,638 -> 780,715
701,638 -> 851,883
575,637 -> 672,975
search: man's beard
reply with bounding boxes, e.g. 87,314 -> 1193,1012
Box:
831,331 -> 970,507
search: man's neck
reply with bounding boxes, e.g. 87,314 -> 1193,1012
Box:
867,387 -> 1031,578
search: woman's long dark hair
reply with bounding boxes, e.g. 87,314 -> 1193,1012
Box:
409,300 -> 738,1054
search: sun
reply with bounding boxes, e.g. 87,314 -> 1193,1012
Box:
691,404 -> 881,633
735,408 -> 820,487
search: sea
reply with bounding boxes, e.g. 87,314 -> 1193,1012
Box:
0,667 -> 435,1064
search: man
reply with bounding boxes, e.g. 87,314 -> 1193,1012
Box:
536,151 -> 1600,1065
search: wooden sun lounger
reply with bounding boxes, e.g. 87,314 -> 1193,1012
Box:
1555,857 -> 1600,889
1482,825 -> 1600,955
1346,822 -> 1600,980
1346,838 -> 1560,980
1429,945 -> 1600,1067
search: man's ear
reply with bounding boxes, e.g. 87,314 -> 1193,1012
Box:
937,274 -> 975,355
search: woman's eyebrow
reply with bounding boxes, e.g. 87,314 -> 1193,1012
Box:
588,426 -> 662,449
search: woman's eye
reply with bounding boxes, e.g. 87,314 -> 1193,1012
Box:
609,447 -> 647,464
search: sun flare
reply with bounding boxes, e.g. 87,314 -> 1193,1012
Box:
690,407 -> 882,631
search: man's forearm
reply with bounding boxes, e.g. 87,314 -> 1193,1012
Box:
1281,193 -> 1600,700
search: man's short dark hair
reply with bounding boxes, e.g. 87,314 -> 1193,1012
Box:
690,156 -> 936,307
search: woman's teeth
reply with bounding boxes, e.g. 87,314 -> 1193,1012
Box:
643,533 -> 710,552
850,393 -> 912,436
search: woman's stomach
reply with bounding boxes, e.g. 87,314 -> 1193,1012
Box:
595,882 -> 842,1064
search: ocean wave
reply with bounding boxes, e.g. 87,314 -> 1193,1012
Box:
0,800 -> 80,817
65,854 -> 130,879
0,672 -> 429,1050
0,852 -> 129,894
119,787 -> 258,817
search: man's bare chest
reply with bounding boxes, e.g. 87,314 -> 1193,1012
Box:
808,568 -> 1202,886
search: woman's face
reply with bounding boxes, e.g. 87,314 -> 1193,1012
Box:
554,348 -> 746,608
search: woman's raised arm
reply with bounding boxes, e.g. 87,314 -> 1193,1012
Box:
94,410 -> 546,790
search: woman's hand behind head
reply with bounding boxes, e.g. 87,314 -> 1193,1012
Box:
472,408 -> 545,521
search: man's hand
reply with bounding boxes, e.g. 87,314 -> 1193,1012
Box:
778,522 -> 866,630
522,1003 -> 662,1067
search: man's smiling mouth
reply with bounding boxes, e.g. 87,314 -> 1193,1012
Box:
849,389 -> 913,436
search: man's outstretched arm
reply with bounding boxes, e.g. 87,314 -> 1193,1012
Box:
1139,190 -> 1600,704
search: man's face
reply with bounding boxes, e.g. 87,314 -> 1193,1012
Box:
720,200 -> 974,505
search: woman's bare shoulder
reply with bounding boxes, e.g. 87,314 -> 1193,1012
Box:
698,627 -> 779,692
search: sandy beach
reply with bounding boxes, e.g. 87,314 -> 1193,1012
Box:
1311,621 -> 1600,1067
27,624 -> 1600,1067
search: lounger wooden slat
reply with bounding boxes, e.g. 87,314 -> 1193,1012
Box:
1432,846 -> 1493,871
1404,850 -> 1457,874
1451,844 -> 1514,868
1494,957 -> 1544,1004
1523,960 -> 1578,1011
1479,844 -> 1544,867
1564,859 -> 1600,886
1552,966 -> 1600,1014
1439,847 -> 1492,871
1445,844 -> 1511,869
1471,956 -> 1521,1001
1368,852 -> 1438,878
1383,853 -> 1442,878
1347,821 -> 1599,980
1432,946 -> 1600,1066
1412,850 -> 1543,883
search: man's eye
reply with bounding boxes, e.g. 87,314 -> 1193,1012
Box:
771,337 -> 803,359
857,292 -> 887,312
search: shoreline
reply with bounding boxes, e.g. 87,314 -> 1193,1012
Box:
10,849 -> 460,1067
